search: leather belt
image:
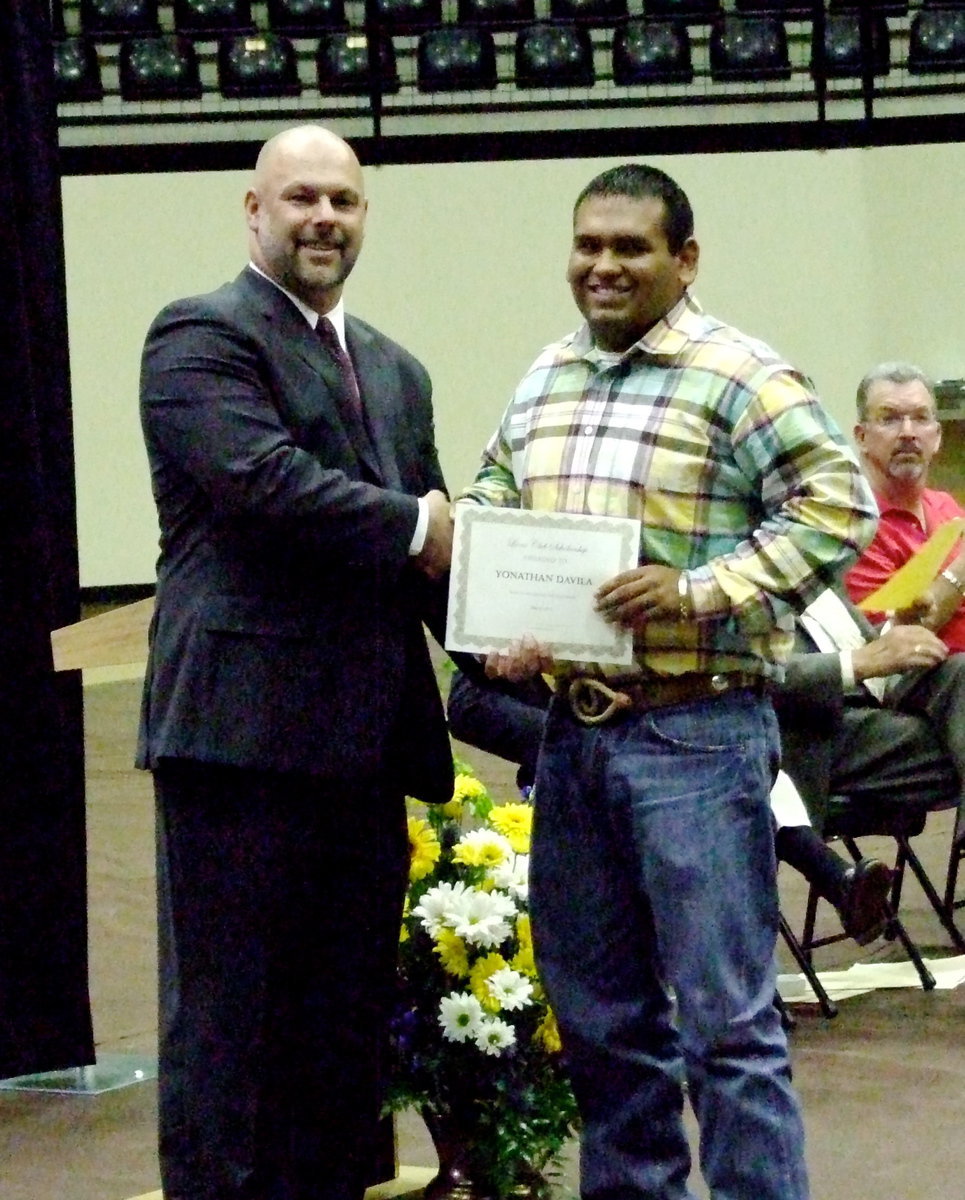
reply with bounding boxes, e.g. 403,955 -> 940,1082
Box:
559,671 -> 767,726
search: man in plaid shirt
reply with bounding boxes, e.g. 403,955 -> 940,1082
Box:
459,164 -> 877,1200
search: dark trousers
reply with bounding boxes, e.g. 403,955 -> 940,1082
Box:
826,705 -> 957,812
888,654 -> 965,842
533,692 -> 808,1200
154,760 -> 408,1200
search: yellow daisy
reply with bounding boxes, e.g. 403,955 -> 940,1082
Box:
511,913 -> 537,976
452,828 -> 513,869
433,928 -> 470,977
511,944 -> 537,977
454,773 -> 489,804
534,1008 -> 563,1053
488,802 -> 533,854
407,816 -> 441,882
470,951 -> 508,1013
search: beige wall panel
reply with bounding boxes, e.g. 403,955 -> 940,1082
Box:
863,143 -> 965,384
65,143 -> 953,587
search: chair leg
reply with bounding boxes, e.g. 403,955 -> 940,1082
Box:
895,834 -> 965,952
944,842 -> 965,918
779,912 -> 838,1019
879,899 -> 937,990
801,882 -> 821,968
775,990 -> 796,1032
887,843 -> 908,940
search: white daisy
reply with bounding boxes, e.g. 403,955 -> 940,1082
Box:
451,890 -> 514,949
486,967 -> 534,1012
438,991 -> 484,1042
489,853 -> 529,901
474,1017 -> 516,1056
412,881 -> 472,936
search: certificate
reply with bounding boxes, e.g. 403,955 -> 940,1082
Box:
857,517 -> 964,612
445,506 -> 641,665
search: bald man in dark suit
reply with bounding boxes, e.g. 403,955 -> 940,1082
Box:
138,125 -> 454,1200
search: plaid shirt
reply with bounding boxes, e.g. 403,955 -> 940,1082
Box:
459,294 -> 878,679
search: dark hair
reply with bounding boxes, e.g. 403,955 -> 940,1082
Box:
855,361 -> 935,421
573,164 -> 694,254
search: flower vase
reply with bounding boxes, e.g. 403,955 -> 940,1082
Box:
421,1106 -> 549,1200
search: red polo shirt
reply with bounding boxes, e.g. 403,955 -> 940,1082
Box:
845,487 -> 965,652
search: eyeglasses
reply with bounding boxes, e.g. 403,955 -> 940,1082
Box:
866,413 -> 938,431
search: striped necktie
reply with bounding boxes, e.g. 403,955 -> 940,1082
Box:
316,316 -> 362,417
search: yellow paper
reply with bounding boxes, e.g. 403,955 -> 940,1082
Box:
858,517 -> 965,611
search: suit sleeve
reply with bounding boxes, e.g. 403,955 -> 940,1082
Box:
446,670 -> 550,785
774,651 -> 846,722
141,300 -> 419,570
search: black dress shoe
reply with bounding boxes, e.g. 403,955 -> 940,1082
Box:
839,857 -> 893,946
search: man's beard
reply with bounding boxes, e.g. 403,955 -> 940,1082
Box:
888,457 -> 926,482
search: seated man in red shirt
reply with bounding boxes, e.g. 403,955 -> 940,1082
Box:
845,362 -> 965,650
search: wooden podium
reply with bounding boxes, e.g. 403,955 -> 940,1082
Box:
50,597 -> 153,674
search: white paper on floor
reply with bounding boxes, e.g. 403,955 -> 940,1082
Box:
778,954 -> 965,1004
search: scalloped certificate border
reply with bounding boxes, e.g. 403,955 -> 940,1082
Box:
445,506 -> 641,664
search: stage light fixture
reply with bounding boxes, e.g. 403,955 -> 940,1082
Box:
709,15 -> 791,82
909,7 -> 965,73
316,32 -> 400,93
515,22 -> 595,88
417,27 -> 498,91
266,0 -> 347,33
812,12 -> 890,79
118,34 -> 202,100
613,19 -> 693,84
218,32 -> 302,97
457,0 -> 535,26
80,0 -> 160,38
53,38 -> 105,103
173,0 -> 254,34
372,0 -> 443,28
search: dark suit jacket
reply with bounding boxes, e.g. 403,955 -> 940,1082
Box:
773,595 -> 957,829
137,266 -> 453,803
446,669 -> 552,790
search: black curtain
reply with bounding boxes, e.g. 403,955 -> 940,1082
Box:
0,2 -> 94,1077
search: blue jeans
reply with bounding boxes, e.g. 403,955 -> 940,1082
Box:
531,689 -> 809,1200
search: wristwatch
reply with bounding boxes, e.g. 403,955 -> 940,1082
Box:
940,567 -> 965,595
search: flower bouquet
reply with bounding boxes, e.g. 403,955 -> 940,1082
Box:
387,762 -> 579,1200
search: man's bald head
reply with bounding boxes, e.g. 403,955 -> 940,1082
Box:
245,124 -> 367,313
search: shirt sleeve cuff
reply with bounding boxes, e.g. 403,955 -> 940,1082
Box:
408,496 -> 428,555
839,649 -> 855,690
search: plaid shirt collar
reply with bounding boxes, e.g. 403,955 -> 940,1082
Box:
565,292 -> 704,363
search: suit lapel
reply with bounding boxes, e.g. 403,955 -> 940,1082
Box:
238,270 -> 383,482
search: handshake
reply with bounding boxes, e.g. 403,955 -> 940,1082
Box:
412,489 -> 455,581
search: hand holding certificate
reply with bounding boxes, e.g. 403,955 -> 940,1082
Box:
445,505 -> 642,666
